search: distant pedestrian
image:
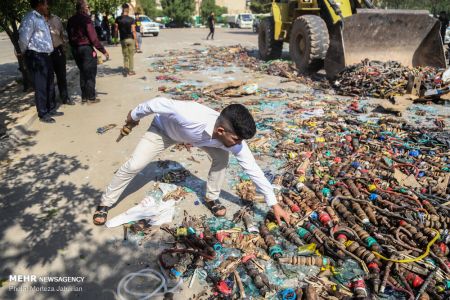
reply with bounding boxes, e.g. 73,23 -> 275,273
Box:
67,0 -> 109,103
206,12 -> 215,40
94,13 -> 103,40
46,11 -> 75,105
115,3 -> 138,76
135,12 -> 143,53
111,16 -> 119,46
19,0 -> 62,124
102,12 -> 112,44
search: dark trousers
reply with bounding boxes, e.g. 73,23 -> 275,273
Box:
72,45 -> 97,100
25,50 -> 56,118
207,27 -> 215,40
51,46 -> 69,102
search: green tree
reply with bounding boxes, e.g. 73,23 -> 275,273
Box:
200,0 -> 228,23
138,0 -> 162,18
161,0 -> 195,23
88,0 -> 123,15
249,0 -> 271,14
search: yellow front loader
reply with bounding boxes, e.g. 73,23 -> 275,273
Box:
258,0 -> 447,78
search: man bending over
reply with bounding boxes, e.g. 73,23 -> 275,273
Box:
93,97 -> 291,225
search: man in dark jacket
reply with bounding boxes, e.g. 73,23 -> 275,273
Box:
102,12 -> 112,44
67,0 -> 109,103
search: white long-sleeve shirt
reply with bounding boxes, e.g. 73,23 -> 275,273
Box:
131,97 -> 277,207
19,10 -> 54,54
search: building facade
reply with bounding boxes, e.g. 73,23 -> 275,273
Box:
193,0 -> 249,15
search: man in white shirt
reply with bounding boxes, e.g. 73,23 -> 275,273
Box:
93,97 -> 291,226
19,0 -> 63,123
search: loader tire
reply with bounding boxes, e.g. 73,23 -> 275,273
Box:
289,15 -> 329,74
258,18 -> 283,61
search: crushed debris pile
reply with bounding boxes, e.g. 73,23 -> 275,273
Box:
116,45 -> 450,300
333,59 -> 450,99
125,109 -> 450,299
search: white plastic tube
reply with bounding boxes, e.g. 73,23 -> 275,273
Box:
117,268 -> 183,300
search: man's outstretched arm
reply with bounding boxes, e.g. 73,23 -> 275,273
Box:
129,97 -> 179,121
232,142 -> 291,225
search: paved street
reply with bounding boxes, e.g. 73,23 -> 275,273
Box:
0,28 -> 291,300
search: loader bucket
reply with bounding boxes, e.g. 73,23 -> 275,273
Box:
325,9 -> 447,79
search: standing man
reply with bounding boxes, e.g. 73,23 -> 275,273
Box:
115,3 -> 138,76
46,11 -> 75,105
19,0 -> 62,123
94,13 -> 103,40
102,12 -> 112,45
67,0 -> 109,103
439,11 -> 449,43
92,98 -> 291,227
134,12 -> 143,53
206,12 -> 215,40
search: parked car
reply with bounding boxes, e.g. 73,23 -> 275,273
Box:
165,20 -> 192,28
138,15 -> 160,36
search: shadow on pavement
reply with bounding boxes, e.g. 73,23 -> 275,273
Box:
0,154 -> 241,299
0,62 -> 21,89
225,30 -> 257,36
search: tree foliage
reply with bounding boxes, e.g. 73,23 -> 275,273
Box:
249,0 -> 271,14
87,0 -> 123,15
161,0 -> 195,22
200,0 -> 228,23
137,0 -> 161,17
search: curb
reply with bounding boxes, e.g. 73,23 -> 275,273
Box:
9,108 -> 38,138
0,107 -> 37,160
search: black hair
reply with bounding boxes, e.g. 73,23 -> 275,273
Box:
219,104 -> 256,139
122,3 -> 129,9
76,0 -> 87,12
30,0 -> 46,9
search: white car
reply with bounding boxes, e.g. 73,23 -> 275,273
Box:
138,15 -> 160,36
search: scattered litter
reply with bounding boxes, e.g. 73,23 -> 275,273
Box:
96,124 -> 116,134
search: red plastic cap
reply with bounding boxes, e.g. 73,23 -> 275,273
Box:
291,204 -> 300,212
337,234 -> 348,241
367,262 -> 379,271
242,254 -> 256,263
216,232 -> 229,243
217,280 -> 232,295
405,273 -> 424,288
319,212 -> 331,224
352,279 -> 366,288
399,220 -> 407,226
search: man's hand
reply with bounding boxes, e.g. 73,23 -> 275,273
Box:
126,110 -> 140,128
104,51 -> 110,60
271,203 -> 291,225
